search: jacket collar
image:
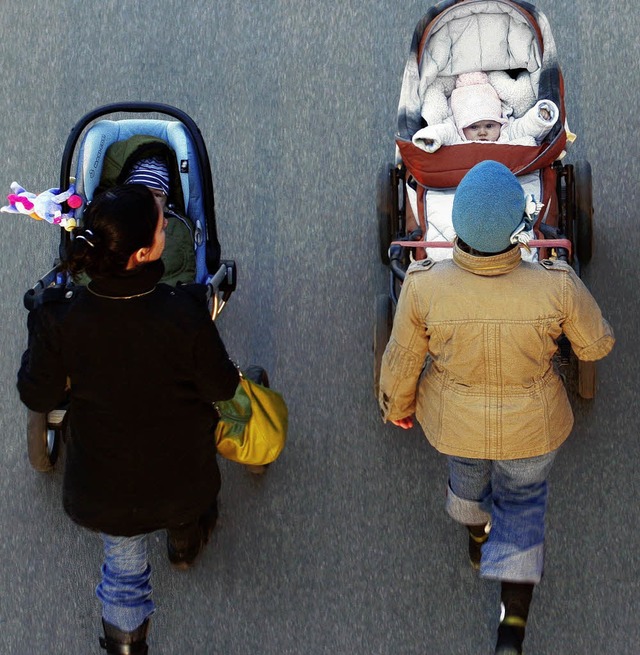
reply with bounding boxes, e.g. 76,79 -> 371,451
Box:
452,241 -> 522,276
88,260 -> 165,299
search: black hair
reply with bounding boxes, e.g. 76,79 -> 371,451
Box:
63,185 -> 158,279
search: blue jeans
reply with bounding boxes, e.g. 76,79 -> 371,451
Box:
96,533 -> 155,632
446,451 -> 557,583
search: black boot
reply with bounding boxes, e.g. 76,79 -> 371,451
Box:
167,519 -> 204,570
167,502 -> 218,569
495,582 -> 534,654
466,523 -> 490,570
99,618 -> 150,654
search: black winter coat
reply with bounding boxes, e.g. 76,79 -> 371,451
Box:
17,261 -> 239,536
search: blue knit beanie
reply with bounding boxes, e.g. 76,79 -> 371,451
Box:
452,161 -> 525,253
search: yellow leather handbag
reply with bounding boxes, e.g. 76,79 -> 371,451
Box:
215,374 -> 288,465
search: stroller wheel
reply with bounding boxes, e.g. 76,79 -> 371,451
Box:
374,294 -> 392,400
242,365 -> 271,475
377,164 -> 394,265
243,365 -> 269,387
578,360 -> 597,399
244,464 -> 269,475
573,160 -> 593,267
27,410 -> 60,472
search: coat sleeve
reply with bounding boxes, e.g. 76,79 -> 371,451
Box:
191,319 -> 240,403
16,307 -> 69,413
412,120 -> 459,153
562,270 -> 615,361
378,272 -> 430,422
506,100 -> 559,142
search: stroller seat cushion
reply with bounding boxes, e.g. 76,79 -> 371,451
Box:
77,120 -> 194,211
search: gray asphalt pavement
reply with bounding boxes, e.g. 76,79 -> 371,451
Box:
0,2 -> 638,654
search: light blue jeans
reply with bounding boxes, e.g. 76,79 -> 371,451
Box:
446,450 -> 558,583
96,533 -> 155,632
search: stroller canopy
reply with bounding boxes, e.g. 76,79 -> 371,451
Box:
397,0 -> 567,186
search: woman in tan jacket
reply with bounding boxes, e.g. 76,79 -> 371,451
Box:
378,161 -> 614,655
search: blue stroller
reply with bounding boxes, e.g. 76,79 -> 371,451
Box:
23,102 -> 238,471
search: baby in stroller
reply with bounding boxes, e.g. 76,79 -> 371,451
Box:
411,71 -> 558,153
395,0 -> 570,263
93,135 -> 196,286
66,105 -> 225,292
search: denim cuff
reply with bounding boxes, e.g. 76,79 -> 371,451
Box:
446,484 -> 491,526
101,603 -> 155,633
480,541 -> 545,584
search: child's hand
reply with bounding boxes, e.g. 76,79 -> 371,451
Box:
412,126 -> 442,153
538,102 -> 552,121
391,416 -> 414,430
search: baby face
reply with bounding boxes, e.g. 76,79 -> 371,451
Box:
148,187 -> 168,211
462,121 -> 501,142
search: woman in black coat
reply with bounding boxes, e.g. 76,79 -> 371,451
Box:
17,185 -> 239,654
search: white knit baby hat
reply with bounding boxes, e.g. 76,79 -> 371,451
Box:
450,72 -> 507,137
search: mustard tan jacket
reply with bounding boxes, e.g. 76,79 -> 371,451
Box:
379,244 -> 614,460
